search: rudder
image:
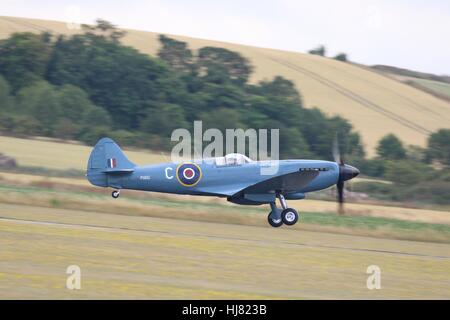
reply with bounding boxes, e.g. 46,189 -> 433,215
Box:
86,137 -> 135,187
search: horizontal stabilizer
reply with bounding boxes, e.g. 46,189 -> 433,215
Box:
101,168 -> 134,173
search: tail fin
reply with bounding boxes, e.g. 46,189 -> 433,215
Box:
86,137 -> 135,187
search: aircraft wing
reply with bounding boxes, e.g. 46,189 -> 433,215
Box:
195,169 -> 320,199
232,170 -> 319,196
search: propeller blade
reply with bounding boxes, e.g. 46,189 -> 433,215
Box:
337,180 -> 344,215
332,134 -> 343,165
332,132 -> 359,215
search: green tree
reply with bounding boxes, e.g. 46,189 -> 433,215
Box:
255,76 -> 302,105
0,112 -> 42,135
7,114 -> 42,136
279,127 -> 312,158
81,19 -> 126,43
0,32 -> 52,92
427,129 -> 450,166
240,95 -> 271,128
139,103 -> 188,137
200,107 -> 242,132
109,130 -> 138,146
80,104 -> 112,129
357,158 -> 387,177
376,134 -> 406,160
197,47 -> 252,85
333,53 -> 347,62
199,82 -> 246,110
0,76 -> 14,113
46,33 -> 174,129
385,160 -> 429,185
308,45 -> 326,57
57,84 -> 97,123
53,118 -> 79,139
406,145 -> 426,163
246,77 -> 304,135
78,125 -> 112,146
158,35 -> 194,74
54,84 -> 108,139
15,81 -> 60,135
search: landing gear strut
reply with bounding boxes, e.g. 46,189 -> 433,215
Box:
268,202 -> 283,228
112,190 -> 120,199
267,193 -> 299,227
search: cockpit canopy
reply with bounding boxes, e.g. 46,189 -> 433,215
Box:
215,153 -> 253,166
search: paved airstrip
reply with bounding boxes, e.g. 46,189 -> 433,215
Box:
0,203 -> 449,299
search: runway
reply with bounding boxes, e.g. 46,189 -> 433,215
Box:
0,203 -> 449,299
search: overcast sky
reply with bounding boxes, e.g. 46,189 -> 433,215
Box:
2,0 -> 450,74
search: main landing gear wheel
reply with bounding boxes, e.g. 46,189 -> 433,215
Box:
268,215 -> 283,228
281,208 -> 298,226
111,190 -> 120,198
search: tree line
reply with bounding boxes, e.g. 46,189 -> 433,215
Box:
0,20 -> 363,160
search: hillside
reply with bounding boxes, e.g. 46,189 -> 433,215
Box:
1,16 -> 450,156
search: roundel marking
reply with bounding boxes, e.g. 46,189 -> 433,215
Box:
176,163 -> 202,187
183,168 -> 195,179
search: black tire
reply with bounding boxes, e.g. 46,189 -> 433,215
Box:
281,208 -> 298,226
112,190 -> 120,198
268,214 -> 283,228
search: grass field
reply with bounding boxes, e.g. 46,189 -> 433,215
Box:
1,170 -> 450,225
1,16 -> 450,155
1,173 -> 449,298
1,203 -> 449,299
0,178 -> 449,243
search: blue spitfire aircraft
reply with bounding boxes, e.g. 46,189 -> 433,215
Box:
87,137 -> 359,227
